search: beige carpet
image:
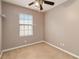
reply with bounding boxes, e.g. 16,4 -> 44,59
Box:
1,43 -> 77,59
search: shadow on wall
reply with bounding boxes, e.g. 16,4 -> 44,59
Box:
48,0 -> 77,11
60,0 -> 77,7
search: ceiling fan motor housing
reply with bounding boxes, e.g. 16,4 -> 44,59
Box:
36,0 -> 44,5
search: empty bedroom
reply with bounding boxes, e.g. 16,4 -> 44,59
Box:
0,0 -> 79,59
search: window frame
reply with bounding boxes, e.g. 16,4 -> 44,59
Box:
19,13 -> 33,37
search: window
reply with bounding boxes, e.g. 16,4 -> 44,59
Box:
19,14 -> 33,36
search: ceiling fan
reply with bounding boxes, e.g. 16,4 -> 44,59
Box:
28,0 -> 55,10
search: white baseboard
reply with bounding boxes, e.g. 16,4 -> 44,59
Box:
2,41 -> 44,52
44,41 -> 79,59
0,52 -> 3,58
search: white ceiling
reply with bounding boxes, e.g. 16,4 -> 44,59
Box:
2,0 -> 67,12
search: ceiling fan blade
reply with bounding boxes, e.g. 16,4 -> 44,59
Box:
40,4 -> 43,10
29,2 -> 35,6
44,1 -> 54,5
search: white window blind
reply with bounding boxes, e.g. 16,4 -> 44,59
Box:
19,14 -> 33,36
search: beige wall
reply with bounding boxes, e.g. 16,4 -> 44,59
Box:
0,0 -> 2,53
45,0 -> 79,56
2,2 -> 44,50
2,0 -> 79,57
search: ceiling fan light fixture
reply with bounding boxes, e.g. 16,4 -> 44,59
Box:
35,1 -> 39,7
28,0 -> 55,10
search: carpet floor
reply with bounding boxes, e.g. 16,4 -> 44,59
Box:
1,43 -> 77,59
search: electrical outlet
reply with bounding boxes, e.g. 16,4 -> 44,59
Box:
60,42 -> 64,46
62,43 -> 64,46
24,40 -> 27,43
